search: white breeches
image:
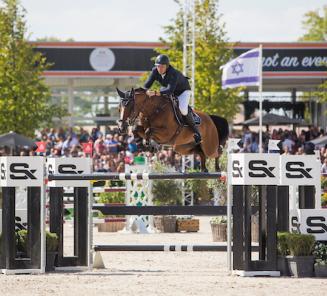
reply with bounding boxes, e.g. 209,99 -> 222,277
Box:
177,90 -> 191,115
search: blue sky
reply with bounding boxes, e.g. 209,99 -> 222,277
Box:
21,0 -> 326,42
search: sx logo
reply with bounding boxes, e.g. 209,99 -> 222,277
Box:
232,160 -> 243,178
1,163 -> 37,180
248,160 -> 275,178
285,161 -> 312,178
48,164 -> 84,174
232,160 -> 275,178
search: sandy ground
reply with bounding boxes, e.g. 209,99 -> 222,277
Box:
0,217 -> 326,296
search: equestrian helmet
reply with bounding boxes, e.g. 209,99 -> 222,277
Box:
155,54 -> 170,66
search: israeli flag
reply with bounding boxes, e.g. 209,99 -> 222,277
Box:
221,48 -> 262,89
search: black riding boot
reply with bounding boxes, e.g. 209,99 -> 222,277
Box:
183,111 -> 202,144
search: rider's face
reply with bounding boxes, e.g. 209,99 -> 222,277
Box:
156,64 -> 167,75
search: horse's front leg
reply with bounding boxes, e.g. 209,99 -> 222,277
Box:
133,125 -> 156,151
133,125 -> 146,149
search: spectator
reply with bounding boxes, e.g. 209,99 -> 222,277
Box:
282,133 -> 295,153
94,135 -> 106,155
241,125 -> 252,153
104,134 -> 119,154
321,158 -> 327,174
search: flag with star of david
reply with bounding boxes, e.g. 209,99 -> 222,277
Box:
220,47 -> 261,89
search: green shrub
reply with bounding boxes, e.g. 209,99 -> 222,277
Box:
46,232 -> 59,252
277,232 -> 290,256
151,161 -> 183,205
286,233 -> 315,256
16,230 -> 58,253
186,175 -> 211,203
152,179 -> 183,205
97,191 -> 125,204
313,242 -> 327,266
16,229 -> 28,253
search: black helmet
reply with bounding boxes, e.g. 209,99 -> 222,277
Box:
155,54 -> 170,66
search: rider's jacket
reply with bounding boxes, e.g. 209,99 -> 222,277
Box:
143,65 -> 191,96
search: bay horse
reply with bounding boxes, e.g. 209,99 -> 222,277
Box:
117,88 -> 229,171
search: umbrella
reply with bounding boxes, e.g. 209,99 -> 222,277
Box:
235,113 -> 306,126
308,135 -> 327,148
0,131 -> 35,148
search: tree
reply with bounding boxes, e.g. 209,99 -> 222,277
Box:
299,6 -> 327,103
0,0 -> 66,137
299,6 -> 327,41
154,0 -> 242,121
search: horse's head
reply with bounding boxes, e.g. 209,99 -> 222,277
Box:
117,88 -> 135,134
117,87 -> 149,134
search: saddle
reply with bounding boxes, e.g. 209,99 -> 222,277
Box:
170,96 -> 201,127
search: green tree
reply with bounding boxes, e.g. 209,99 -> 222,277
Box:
299,6 -> 327,103
151,0 -> 242,121
0,0 -> 66,137
299,6 -> 327,41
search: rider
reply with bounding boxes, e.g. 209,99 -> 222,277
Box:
143,54 -> 202,144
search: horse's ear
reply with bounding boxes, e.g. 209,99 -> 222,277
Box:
116,88 -> 125,98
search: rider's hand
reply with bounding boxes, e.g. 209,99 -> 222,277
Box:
146,90 -> 157,97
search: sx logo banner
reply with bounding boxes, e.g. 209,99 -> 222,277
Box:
229,154 -> 320,186
230,154 -> 280,185
280,155 -> 320,186
46,158 -> 91,187
0,157 -> 44,186
1,163 -> 37,180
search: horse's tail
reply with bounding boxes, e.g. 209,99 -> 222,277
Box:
209,115 -> 229,148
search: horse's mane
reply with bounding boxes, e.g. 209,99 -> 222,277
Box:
134,87 -> 146,94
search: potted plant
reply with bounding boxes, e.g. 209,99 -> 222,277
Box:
210,216 -> 227,242
176,216 -> 199,232
277,232 -> 290,276
16,230 -> 59,271
46,232 -> 59,272
313,241 -> 327,277
16,229 -> 28,258
286,232 -> 315,277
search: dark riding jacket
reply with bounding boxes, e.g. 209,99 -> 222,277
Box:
143,65 -> 191,96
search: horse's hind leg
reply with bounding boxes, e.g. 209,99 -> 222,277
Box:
215,157 -> 220,172
198,150 -> 208,172
215,146 -> 223,171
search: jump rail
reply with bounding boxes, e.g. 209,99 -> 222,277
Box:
94,244 -> 260,252
93,205 -> 259,216
48,172 -> 224,181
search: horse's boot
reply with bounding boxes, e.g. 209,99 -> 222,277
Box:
183,111 -> 202,144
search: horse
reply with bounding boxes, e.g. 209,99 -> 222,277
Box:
117,88 -> 229,171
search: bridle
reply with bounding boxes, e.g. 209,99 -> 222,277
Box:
119,90 -> 137,126
119,89 -> 171,135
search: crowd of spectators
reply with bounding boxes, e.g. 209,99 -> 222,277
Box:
0,124 -> 326,173
238,124 -> 327,173
32,126 -> 186,172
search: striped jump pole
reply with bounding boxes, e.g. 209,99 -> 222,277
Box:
48,172 -> 224,181
94,244 -> 259,252
92,243 -> 260,268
